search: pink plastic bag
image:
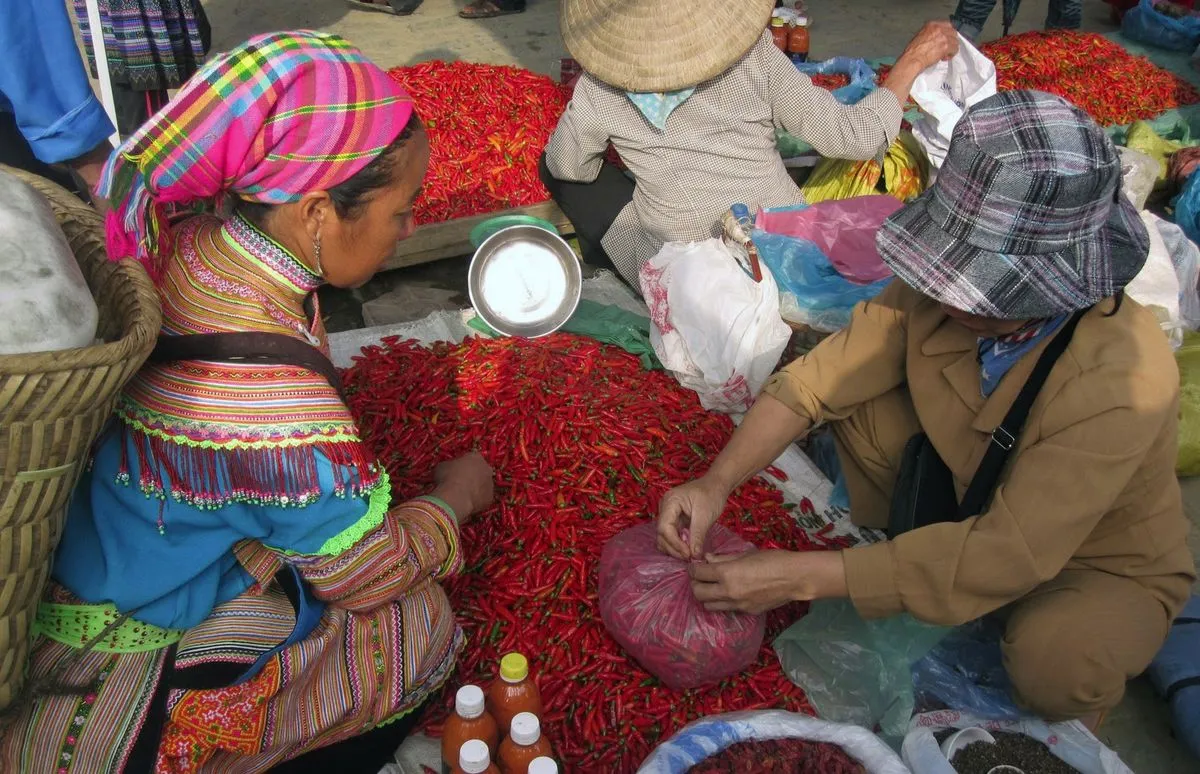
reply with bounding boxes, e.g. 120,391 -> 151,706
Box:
756,195 -> 902,283
597,523 -> 766,690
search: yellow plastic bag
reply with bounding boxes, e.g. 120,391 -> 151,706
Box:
1177,331 -> 1200,476
801,132 -> 928,205
1126,121 -> 1184,187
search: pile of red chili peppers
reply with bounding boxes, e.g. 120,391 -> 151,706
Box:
387,62 -> 568,224
977,31 -> 1200,126
810,73 -> 852,91
688,738 -> 866,773
344,334 -> 843,772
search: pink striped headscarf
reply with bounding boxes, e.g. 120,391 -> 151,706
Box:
98,30 -> 414,279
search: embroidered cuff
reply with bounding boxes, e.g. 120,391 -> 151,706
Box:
409,496 -> 464,578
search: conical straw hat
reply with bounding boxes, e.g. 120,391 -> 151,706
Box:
561,0 -> 776,93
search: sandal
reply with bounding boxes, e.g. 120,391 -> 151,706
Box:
458,0 -> 525,18
345,0 -> 422,16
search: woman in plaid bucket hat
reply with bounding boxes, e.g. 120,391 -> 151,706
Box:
657,90 -> 1195,725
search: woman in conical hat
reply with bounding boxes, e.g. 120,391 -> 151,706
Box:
541,0 -> 959,288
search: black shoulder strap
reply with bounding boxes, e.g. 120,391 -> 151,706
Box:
957,307 -> 1089,519
149,332 -> 346,403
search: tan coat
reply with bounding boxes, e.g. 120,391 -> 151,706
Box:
764,281 -> 1196,627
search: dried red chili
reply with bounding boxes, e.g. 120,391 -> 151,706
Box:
387,62 -> 569,224
687,738 -> 865,773
342,334 -> 839,773
810,73 -> 852,91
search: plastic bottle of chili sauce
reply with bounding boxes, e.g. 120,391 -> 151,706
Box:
769,17 -> 789,51
788,17 -> 810,63
528,757 -> 558,774
453,739 -> 499,774
498,713 -> 555,774
487,653 -> 543,735
442,685 -> 500,772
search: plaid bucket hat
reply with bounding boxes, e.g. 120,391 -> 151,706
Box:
876,90 -> 1150,319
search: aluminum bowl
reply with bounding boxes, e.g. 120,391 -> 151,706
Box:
468,224 -> 582,338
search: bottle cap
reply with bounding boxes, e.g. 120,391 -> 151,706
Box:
509,712 -> 541,746
528,757 -> 559,774
499,652 -> 529,683
797,15 -> 809,26
455,685 -> 486,719
770,16 -> 785,26
459,739 -> 492,774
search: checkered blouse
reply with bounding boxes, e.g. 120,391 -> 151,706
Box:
544,31 -> 905,286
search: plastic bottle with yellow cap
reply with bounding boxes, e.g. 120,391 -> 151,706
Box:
486,652 -> 543,736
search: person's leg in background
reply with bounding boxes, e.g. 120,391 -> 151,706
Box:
1045,0 -> 1083,29
538,153 -> 634,276
950,0 -> 1000,41
458,0 -> 525,19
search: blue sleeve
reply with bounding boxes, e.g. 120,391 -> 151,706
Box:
0,0 -> 114,163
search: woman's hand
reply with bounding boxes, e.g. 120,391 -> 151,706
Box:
688,550 -> 849,614
901,20 -> 960,70
432,451 -> 495,524
657,476 -> 731,561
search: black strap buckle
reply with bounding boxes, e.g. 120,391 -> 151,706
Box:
992,426 -> 1016,451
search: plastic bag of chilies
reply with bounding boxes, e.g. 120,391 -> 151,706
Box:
598,523 -> 765,690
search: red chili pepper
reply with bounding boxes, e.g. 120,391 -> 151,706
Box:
342,334 -> 832,772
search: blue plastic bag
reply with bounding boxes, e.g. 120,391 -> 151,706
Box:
1174,167 -> 1200,246
911,618 -> 1027,721
752,228 -> 891,332
794,57 -> 877,105
1122,0 -> 1200,52
1147,595 -> 1200,758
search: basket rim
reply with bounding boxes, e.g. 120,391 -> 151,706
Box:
0,166 -> 160,375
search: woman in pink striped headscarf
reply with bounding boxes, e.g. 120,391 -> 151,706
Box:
1,31 -> 494,773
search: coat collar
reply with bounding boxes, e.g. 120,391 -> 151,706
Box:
921,315 -> 1058,435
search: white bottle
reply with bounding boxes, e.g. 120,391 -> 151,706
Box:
528,756 -> 558,774
459,739 -> 493,774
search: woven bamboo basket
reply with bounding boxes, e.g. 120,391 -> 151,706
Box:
0,166 -> 160,712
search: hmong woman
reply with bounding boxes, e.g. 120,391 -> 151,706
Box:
73,0 -> 211,135
0,31 -> 494,773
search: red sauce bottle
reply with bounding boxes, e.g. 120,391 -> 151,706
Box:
486,653 -> 543,735
441,685 -> 499,772
788,18 -> 810,63
452,739 -> 500,774
497,712 -> 555,774
770,17 -> 789,51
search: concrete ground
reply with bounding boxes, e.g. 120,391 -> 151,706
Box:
189,0 -> 1198,770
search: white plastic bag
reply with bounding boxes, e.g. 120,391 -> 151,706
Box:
1117,146 -> 1159,211
910,35 -> 997,170
640,239 -> 791,414
902,710 -> 1133,774
1152,214 -> 1200,330
1129,210 -> 1184,348
637,710 -> 908,774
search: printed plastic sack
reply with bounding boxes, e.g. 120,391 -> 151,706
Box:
773,599 -> 949,742
637,710 -> 909,774
752,229 -> 891,333
911,618 -> 1025,721
795,57 -> 877,105
597,523 -> 764,690
1155,215 -> 1200,328
1128,210 -> 1185,348
801,133 -> 929,204
756,195 -> 902,283
1122,0 -> 1200,52
640,239 -> 791,413
910,35 -> 997,169
1175,332 -> 1200,475
902,710 -> 1134,774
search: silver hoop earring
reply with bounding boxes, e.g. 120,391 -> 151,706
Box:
312,235 -> 324,277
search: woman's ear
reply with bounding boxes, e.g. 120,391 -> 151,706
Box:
297,191 -> 334,241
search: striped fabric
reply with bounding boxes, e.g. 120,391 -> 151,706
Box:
116,214 -> 379,508
73,0 -> 208,91
876,90 -> 1150,319
97,30 -> 414,277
